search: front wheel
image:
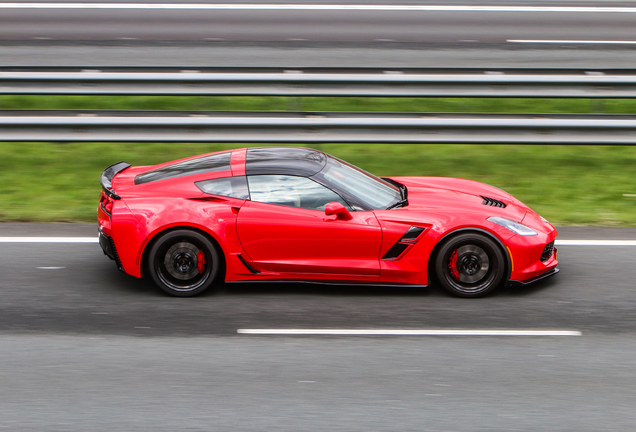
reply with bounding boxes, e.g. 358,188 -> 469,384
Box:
435,233 -> 506,298
148,230 -> 220,297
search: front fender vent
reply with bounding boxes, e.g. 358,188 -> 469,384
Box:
382,226 -> 427,260
481,195 -> 507,208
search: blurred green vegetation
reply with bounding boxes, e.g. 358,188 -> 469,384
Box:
2,95 -> 636,113
1,142 -> 636,225
1,95 -> 636,224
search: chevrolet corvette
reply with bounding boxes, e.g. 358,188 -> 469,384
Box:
98,147 -> 558,298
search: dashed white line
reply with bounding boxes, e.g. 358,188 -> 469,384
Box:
37,266 -> 65,269
0,3 -> 635,12
237,329 -> 582,336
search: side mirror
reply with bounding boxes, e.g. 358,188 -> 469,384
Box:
325,202 -> 352,220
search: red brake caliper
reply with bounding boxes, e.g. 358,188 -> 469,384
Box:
449,249 -> 459,281
197,250 -> 206,274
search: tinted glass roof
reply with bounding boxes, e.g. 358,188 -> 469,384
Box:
135,151 -> 231,185
245,147 -> 327,177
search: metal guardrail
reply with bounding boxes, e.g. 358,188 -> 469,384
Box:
2,68 -> 636,98
2,111 -> 636,144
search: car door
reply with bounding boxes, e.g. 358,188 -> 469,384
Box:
236,174 -> 382,276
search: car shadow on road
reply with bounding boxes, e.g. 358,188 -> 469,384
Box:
497,276 -> 561,297
213,281 -> 431,298
100,261 -> 560,299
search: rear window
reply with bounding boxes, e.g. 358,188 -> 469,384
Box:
134,152 -> 231,185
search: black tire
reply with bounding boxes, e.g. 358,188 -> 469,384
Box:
148,230 -> 220,297
434,232 -> 506,298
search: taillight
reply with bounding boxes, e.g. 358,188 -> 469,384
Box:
100,193 -> 114,215
103,198 -> 114,214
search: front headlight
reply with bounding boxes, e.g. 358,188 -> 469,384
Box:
487,216 -> 538,236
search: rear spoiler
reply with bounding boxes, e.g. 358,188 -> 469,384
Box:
100,161 -> 131,200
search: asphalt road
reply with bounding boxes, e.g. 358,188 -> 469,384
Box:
1,223 -> 636,430
4,3 -> 636,43
2,0 -> 636,68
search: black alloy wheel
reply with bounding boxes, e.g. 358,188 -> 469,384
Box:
148,230 -> 220,297
435,232 -> 506,298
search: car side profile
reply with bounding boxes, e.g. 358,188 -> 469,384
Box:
98,147 -> 558,298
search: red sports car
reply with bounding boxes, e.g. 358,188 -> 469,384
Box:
98,147 -> 558,298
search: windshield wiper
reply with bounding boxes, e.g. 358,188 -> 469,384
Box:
386,199 -> 408,210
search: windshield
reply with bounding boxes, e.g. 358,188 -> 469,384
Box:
313,156 -> 402,210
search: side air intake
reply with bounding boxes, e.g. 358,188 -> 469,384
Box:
541,241 -> 555,262
381,226 -> 427,260
481,195 -> 507,208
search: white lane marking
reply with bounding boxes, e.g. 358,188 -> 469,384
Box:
0,238 -> 634,246
556,240 -> 636,246
237,329 -> 582,336
1,3 -> 636,12
37,266 -> 65,269
508,39 -> 636,44
0,237 -> 98,243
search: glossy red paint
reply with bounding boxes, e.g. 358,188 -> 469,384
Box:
237,200 -> 381,276
98,147 -> 558,294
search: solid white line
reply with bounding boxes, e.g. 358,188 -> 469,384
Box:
237,329 -> 582,336
508,39 -> 636,44
0,237 -> 98,243
0,238 -> 633,246
1,3 -> 635,12
556,240 -> 636,246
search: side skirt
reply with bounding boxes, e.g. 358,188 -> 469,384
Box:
225,280 -> 427,289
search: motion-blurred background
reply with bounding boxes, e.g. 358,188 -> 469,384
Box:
2,2 -> 636,431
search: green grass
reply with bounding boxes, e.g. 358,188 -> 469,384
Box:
2,95 -> 636,114
1,142 -> 636,225
2,95 -> 636,224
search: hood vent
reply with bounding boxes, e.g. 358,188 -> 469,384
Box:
481,195 -> 507,208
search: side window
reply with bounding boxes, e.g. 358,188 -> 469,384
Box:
195,176 -> 249,200
247,175 -> 350,211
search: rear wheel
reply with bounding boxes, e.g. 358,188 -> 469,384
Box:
435,233 -> 505,298
148,230 -> 220,297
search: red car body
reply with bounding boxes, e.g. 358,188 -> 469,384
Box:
98,147 -> 558,297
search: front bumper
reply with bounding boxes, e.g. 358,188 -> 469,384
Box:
99,229 -> 124,272
508,267 -> 560,288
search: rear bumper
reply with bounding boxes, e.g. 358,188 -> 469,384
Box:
508,267 -> 560,288
99,229 -> 124,272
